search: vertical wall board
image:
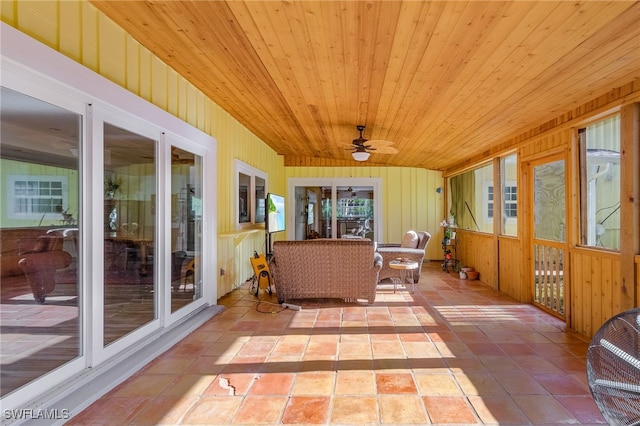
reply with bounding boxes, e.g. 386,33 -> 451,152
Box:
583,254 -> 593,337
59,1 -> 81,62
97,15 -> 126,87
386,168 -> 403,242
80,2 -> 98,71
400,167 -> 412,231
601,257 -> 613,322
185,83 -> 197,128
591,255 -> 602,337
16,0 -> 57,49
166,68 -> 179,117
151,56 -> 168,111
499,238 -> 523,301
138,48 -> 152,102
636,256 -> 640,307
176,77 -> 188,124
0,1 -> 17,25
125,38 -> 140,96
571,252 -> 583,334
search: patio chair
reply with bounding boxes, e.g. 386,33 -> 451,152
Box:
377,230 -> 431,283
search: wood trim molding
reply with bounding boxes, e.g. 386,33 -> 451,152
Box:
620,102 -> 640,311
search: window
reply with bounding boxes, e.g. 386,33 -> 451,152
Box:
579,115 -> 620,250
503,186 -> 517,217
450,162 -> 494,233
8,175 -> 68,219
500,154 -> 518,236
236,160 -> 267,228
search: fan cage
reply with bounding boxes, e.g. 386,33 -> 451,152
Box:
586,308 -> 640,426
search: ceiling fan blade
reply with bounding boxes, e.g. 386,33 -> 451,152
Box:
365,139 -> 395,147
371,145 -> 398,154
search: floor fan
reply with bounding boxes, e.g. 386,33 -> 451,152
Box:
586,308 -> 640,425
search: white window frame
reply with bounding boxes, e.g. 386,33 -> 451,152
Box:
235,159 -> 268,229
503,182 -> 518,220
7,175 -> 68,220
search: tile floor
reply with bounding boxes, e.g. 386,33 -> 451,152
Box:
68,262 -> 606,425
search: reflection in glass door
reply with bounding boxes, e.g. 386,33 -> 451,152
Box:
0,87 -> 81,396
532,158 -> 567,317
293,184 -> 375,240
170,146 -> 202,312
103,123 -> 156,345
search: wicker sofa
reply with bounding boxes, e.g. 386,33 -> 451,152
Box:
377,231 -> 431,284
269,239 -> 382,304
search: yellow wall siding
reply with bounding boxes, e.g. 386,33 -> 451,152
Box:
285,166 -> 444,261
1,0 -> 285,298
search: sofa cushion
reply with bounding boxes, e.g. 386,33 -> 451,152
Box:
401,230 -> 419,248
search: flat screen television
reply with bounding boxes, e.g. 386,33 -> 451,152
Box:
266,193 -> 285,233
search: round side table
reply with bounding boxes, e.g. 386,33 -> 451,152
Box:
388,260 -> 419,293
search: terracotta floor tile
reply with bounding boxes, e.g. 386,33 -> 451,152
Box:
494,373 -> 549,395
129,395 -> 198,425
512,394 -> 579,424
423,396 -> 478,424
334,370 -> 376,394
467,395 -> 530,424
204,372 -> 257,396
281,396 -> 330,424
247,372 -> 295,395
556,395 -> 607,424
403,340 -> 440,359
376,372 -> 418,394
338,341 -> 372,359
232,395 -> 287,424
371,340 -> 405,357
142,356 -> 195,374
454,373 -> 506,396
533,372 -> 590,394
161,374 -> 216,396
305,340 -> 338,356
291,371 -> 335,395
191,395 -> 252,426
271,341 -> 307,356
379,395 -> 428,424
415,373 -> 461,396
67,396 -> 148,425
68,263 -> 603,425
331,396 -> 379,424
112,374 -> 175,397
463,342 -> 505,356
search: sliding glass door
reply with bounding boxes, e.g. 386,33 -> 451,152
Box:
0,87 -> 82,397
290,179 -> 380,241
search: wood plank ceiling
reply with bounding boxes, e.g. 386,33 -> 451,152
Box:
90,1 -> 640,171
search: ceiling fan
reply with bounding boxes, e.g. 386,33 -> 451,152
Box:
348,125 -> 398,161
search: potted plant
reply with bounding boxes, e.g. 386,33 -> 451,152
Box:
104,176 -> 120,199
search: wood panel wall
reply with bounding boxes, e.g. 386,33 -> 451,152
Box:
454,230 -> 496,289
454,90 -> 639,340
570,250 -> 622,338
498,237 -> 525,302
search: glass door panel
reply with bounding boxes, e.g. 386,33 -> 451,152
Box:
336,186 -> 374,239
0,87 -> 81,396
291,181 -> 377,241
532,158 -> 567,317
170,146 -> 202,312
103,123 -> 156,345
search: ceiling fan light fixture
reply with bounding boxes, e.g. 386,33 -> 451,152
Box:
352,151 -> 370,162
